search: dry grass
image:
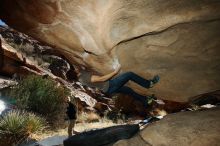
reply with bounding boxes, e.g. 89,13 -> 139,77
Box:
32,117 -> 118,140
30,111 -> 129,141
75,120 -> 117,132
77,112 -> 101,123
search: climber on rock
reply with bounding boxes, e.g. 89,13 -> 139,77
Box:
78,65 -> 160,108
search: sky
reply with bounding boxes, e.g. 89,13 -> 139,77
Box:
0,100 -> 6,115
0,19 -> 6,26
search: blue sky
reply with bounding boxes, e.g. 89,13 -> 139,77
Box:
0,19 -> 6,26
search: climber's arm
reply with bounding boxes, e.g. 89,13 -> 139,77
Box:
91,66 -> 121,83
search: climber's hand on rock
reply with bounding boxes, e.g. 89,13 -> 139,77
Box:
114,64 -> 121,73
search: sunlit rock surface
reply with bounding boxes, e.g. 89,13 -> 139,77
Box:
0,36 -> 44,76
1,0 -> 220,101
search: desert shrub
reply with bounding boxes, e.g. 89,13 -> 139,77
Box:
0,110 -> 45,146
9,75 -> 70,126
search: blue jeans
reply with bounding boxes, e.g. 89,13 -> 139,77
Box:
106,72 -> 151,107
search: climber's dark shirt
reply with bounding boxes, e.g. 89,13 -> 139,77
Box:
66,102 -> 76,120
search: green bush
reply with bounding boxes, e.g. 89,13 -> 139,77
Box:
0,110 -> 45,146
9,75 -> 70,125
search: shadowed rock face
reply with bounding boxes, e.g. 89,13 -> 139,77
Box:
1,0 -> 220,101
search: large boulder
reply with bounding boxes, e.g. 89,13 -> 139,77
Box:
114,107 -> 220,146
0,0 -> 220,101
189,90 -> 220,106
64,124 -> 139,146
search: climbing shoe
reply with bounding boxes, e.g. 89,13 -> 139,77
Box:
149,75 -> 160,87
147,94 -> 156,105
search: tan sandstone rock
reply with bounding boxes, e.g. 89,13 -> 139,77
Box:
114,107 -> 220,146
0,0 -> 220,101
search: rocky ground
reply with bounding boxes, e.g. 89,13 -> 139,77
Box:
114,107 -> 220,146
